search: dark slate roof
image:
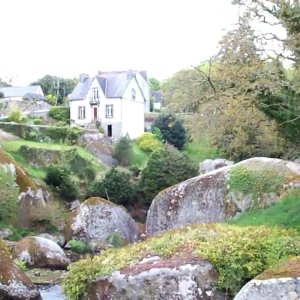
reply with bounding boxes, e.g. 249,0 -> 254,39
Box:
68,76 -> 92,100
69,70 -> 148,100
23,93 -> 46,101
152,91 -> 164,103
0,85 -> 45,99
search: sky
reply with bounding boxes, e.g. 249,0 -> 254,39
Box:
0,0 -> 239,86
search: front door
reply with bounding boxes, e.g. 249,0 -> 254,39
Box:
93,107 -> 97,123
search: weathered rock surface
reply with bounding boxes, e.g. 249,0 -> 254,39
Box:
0,239 -> 41,300
234,278 -> 300,300
88,255 -> 222,300
13,236 -> 69,270
146,157 -> 300,235
199,158 -> 234,175
65,197 -> 138,244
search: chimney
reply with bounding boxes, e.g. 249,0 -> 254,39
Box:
79,73 -> 89,82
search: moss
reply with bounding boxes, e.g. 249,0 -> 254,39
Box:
84,197 -> 118,207
0,239 -> 10,257
63,224 -> 300,300
256,256 -> 300,280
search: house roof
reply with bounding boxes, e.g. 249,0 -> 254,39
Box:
69,70 -> 148,100
0,85 -> 45,100
152,91 -> 164,103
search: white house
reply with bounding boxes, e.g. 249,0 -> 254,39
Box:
68,70 -> 150,139
0,85 -> 45,101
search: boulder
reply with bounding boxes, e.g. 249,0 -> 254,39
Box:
13,236 -> 69,270
88,255 -> 221,300
199,158 -> 233,174
0,240 -> 41,300
65,197 -> 138,244
146,157 -> 300,235
234,278 -> 300,300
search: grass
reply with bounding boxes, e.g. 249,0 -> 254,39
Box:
183,137 -> 220,164
129,142 -> 150,168
228,189 -> 300,232
2,140 -> 106,179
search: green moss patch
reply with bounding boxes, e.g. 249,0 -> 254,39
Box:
63,224 -> 300,300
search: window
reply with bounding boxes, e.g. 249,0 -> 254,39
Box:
105,104 -> 113,118
78,106 -> 86,119
131,88 -> 136,100
92,88 -> 99,101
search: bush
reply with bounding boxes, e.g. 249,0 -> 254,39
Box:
136,132 -> 163,153
152,113 -> 187,150
106,232 -> 126,248
59,176 -> 80,202
113,135 -> 133,166
45,165 -> 69,187
138,145 -> 197,205
14,259 -> 28,271
86,168 -> 135,205
49,106 -> 70,123
8,107 -> 26,123
68,240 -> 90,254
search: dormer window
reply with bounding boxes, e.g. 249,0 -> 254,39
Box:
131,88 -> 136,100
93,88 -> 99,101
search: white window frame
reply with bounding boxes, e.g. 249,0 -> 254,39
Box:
92,88 -> 99,101
131,88 -> 136,100
105,104 -> 113,118
78,106 -> 86,119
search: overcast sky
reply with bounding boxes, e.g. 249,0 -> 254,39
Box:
1,0 -> 239,85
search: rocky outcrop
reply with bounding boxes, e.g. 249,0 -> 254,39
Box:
0,239 -> 41,300
199,158 -> 233,174
65,197 -> 138,244
146,157 -> 300,235
234,278 -> 300,300
13,236 -> 69,270
88,255 -> 221,300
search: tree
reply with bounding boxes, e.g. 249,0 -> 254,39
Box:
138,145 -> 197,205
149,77 -> 161,91
113,135 -> 133,167
152,113 -> 187,150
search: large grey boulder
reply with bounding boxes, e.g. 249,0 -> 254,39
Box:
0,240 -> 41,300
234,278 -> 300,300
65,197 -> 139,244
13,236 -> 69,270
199,158 -> 233,174
146,157 -> 300,235
88,255 -> 222,300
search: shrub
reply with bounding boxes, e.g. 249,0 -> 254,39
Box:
0,165 -> 19,224
152,113 -> 187,150
49,106 -> 70,123
8,107 -> 26,123
14,259 -> 27,271
86,168 -> 135,205
106,232 -> 126,248
113,135 -> 133,166
136,132 -> 163,153
138,145 -> 197,205
68,240 -> 90,254
45,165 -> 69,187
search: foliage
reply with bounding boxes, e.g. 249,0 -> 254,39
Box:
14,259 -> 28,271
0,165 -> 19,224
229,188 -> 300,231
49,106 -> 70,123
113,135 -> 133,167
106,232 -> 126,248
8,107 -> 26,123
68,240 -> 90,254
152,113 -> 187,150
128,143 -> 150,168
63,224 -> 300,300
45,165 -> 69,187
136,132 -> 163,153
46,94 -> 58,106
228,164 -> 285,204
138,145 -> 197,205
86,168 -> 135,205
149,77 -> 161,92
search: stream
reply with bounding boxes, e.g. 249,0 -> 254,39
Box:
39,284 -> 66,300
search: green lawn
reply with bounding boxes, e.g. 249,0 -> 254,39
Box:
2,140 -> 106,179
129,143 -> 150,168
228,189 -> 300,232
183,137 -> 220,164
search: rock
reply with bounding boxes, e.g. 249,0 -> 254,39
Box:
38,233 -> 65,248
0,227 -> 13,240
0,239 -> 41,300
88,255 -> 221,300
146,157 -> 300,235
64,197 -> 139,244
199,158 -> 234,174
13,236 -> 69,270
234,278 -> 300,300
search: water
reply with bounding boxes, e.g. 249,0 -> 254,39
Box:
39,284 -> 66,300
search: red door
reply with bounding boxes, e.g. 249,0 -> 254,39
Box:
93,107 -> 97,122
